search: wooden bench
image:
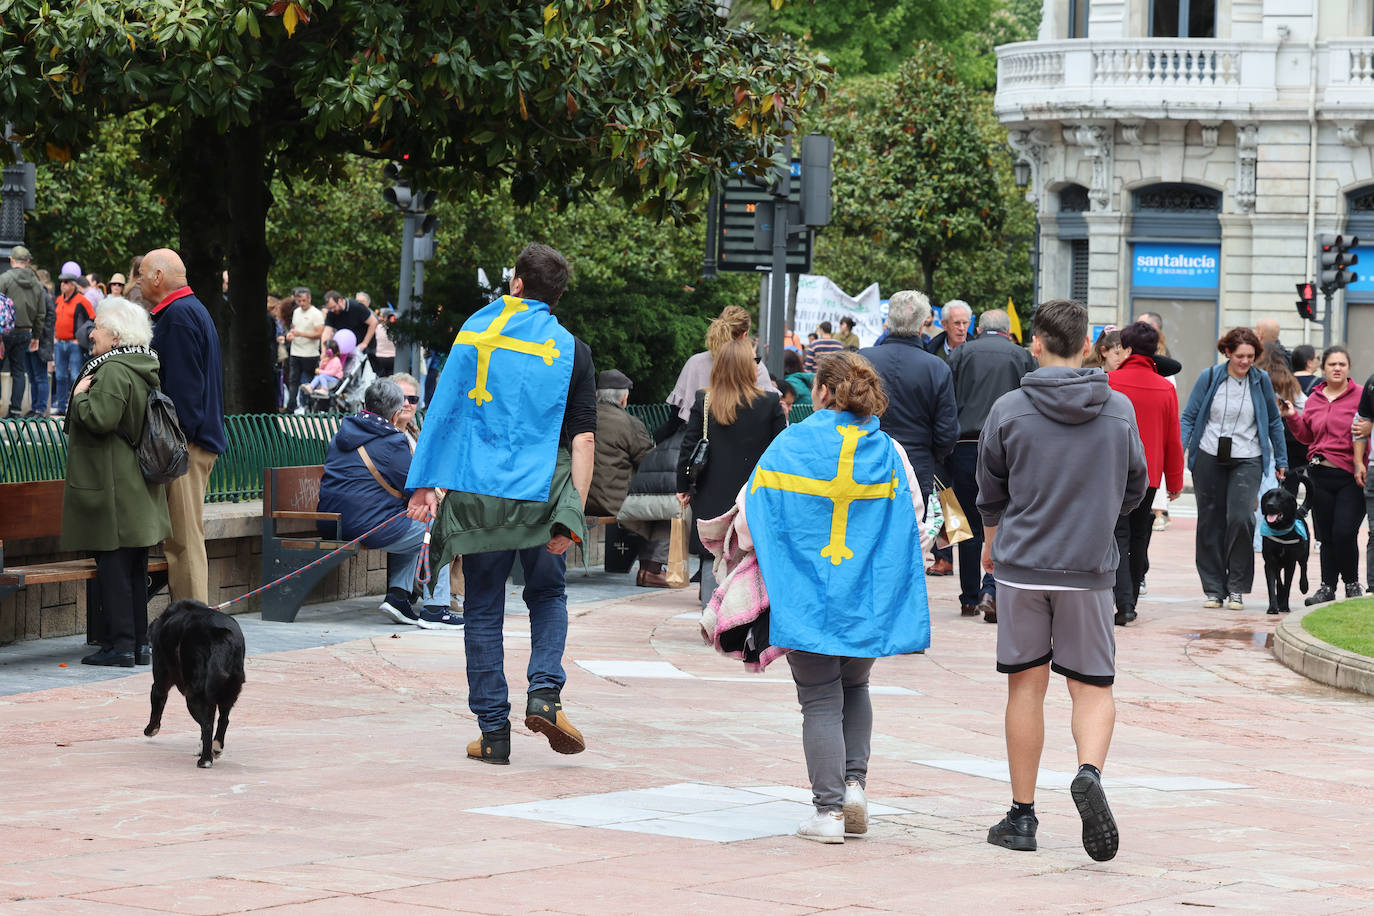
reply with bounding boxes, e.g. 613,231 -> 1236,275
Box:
0,480 -> 169,639
260,465 -> 363,623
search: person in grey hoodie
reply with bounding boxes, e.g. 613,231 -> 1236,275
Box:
975,299 -> 1148,864
0,245 -> 49,417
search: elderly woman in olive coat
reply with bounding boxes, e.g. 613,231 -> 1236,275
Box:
62,297 -> 172,667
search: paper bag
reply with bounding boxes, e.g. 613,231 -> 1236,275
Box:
934,476 -> 974,548
665,510 -> 691,589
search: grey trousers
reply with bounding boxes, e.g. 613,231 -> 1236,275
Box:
786,651 -> 876,812
1192,455 -> 1262,597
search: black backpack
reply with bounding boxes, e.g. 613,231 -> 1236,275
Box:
119,389 -> 190,484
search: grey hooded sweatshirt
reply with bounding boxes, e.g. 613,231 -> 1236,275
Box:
0,265 -> 47,334
976,366 -> 1149,589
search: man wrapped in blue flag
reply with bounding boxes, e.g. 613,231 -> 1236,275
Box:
732,351 -> 931,844
407,243 -> 596,766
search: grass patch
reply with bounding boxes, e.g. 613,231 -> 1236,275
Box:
1303,598 -> 1374,658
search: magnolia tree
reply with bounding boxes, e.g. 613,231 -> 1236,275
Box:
2,0 -> 828,410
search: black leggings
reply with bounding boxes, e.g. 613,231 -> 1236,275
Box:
1307,465 -> 1362,588
94,547 -> 150,653
1114,486 -> 1157,613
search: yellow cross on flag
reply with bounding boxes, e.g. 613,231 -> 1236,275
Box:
1006,297 -> 1023,342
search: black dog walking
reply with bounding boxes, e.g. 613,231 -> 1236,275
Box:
1259,486 -> 1310,615
144,600 -> 246,767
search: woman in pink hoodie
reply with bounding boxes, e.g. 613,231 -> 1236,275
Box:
1281,345 -> 1365,604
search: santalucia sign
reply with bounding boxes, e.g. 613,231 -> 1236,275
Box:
1132,242 -> 1221,290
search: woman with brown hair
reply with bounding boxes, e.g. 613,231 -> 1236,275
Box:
665,305 -> 775,425
730,350 -> 930,843
677,337 -> 786,605
1084,326 -> 1125,371
1180,327 -> 1287,610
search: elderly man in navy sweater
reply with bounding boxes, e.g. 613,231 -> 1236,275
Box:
138,249 -> 227,604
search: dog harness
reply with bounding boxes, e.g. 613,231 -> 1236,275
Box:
1260,518 -> 1308,545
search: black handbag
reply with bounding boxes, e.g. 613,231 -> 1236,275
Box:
686,391 -> 710,484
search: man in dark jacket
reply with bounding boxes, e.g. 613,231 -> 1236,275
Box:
586,370 -> 663,585
859,290 -> 957,502
976,299 -> 1147,863
318,378 -> 458,628
0,245 -> 48,417
924,298 -> 972,362
138,248 -> 228,604
946,308 -> 1038,622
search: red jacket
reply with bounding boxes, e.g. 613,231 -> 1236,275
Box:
1109,354 -> 1184,492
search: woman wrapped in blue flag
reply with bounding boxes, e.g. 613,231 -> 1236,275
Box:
729,351 -> 932,845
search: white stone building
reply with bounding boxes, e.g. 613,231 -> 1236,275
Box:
996,0 -> 1374,392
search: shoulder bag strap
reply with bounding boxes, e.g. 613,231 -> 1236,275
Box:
357,444 -> 404,499
703,390 -> 711,442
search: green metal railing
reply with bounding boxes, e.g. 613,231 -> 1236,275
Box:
1,401 -> 817,501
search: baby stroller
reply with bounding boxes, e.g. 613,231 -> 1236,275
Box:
304,351 -> 374,414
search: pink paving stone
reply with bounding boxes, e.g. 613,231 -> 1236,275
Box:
0,519 -> 1372,912
73,878 -> 340,914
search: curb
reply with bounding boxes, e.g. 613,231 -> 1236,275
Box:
1272,604 -> 1374,696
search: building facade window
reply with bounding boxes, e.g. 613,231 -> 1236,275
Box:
1150,0 -> 1215,38
1069,0 -> 1089,38
1070,240 -> 1090,303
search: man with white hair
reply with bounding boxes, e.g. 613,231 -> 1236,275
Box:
926,298 -> 973,362
945,308 -> 1038,622
859,290 -> 958,504
138,248 -> 227,604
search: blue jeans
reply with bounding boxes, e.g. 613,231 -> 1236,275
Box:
2,330 -> 31,413
53,340 -> 83,412
462,546 -> 569,733
376,519 -> 452,608
23,348 -> 48,415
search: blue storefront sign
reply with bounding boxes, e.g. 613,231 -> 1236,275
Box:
1132,242 -> 1220,290
1345,245 -> 1374,294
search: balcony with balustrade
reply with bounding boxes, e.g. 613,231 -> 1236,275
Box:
995,37 -> 1374,123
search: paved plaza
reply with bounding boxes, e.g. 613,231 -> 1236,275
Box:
0,512 -> 1371,914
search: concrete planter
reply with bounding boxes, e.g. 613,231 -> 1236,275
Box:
1272,606 -> 1374,696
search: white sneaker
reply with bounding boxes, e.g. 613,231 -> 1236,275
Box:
843,781 -> 868,835
796,810 -> 845,844
1226,593 -> 1244,611
1138,579 -> 1148,596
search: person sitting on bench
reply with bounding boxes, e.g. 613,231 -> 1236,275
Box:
318,378 -> 461,630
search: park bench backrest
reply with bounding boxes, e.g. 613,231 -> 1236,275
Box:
0,480 -> 67,542
264,465 -> 326,517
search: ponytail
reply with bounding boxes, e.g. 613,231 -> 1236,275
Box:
814,351 -> 888,419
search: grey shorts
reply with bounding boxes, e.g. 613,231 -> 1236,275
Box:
995,583 -> 1116,686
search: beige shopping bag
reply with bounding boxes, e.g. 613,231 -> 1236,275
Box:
665,510 -> 691,589
934,475 -> 974,548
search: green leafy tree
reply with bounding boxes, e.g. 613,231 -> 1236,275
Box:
810,45 -> 1018,307
3,0 -> 827,411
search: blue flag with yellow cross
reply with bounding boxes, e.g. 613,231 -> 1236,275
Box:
407,294 -> 574,502
745,409 -> 930,657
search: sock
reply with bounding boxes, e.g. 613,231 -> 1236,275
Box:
1010,800 -> 1035,819
1078,763 -> 1101,780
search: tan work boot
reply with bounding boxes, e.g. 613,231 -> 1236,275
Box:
525,689 -> 585,755
466,723 -> 510,765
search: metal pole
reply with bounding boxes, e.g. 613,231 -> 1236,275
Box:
703,191 -> 720,280
395,211 -> 417,376
765,136 -> 791,379
410,256 -> 425,387
1323,288 -> 1334,349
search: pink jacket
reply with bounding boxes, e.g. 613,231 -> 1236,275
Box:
1285,381 -> 1360,474
318,354 -> 344,379
697,505 -> 788,672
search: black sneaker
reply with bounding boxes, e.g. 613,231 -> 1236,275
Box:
135,644 -> 152,666
987,811 -> 1038,851
1070,769 -> 1119,862
525,689 -> 586,755
1305,585 -> 1336,607
1346,582 -> 1364,600
416,606 -> 464,630
379,588 -> 419,625
1114,610 -> 1129,627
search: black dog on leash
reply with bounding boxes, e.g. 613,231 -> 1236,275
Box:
1259,486 -> 1310,615
144,601 -> 246,767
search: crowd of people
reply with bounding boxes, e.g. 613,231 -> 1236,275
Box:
8,234 -> 1372,862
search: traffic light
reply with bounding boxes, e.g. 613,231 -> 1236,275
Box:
1318,233 -> 1359,289
381,161 -> 413,210
799,133 -> 834,227
1295,281 -> 1316,321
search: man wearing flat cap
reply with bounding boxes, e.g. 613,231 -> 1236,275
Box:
586,369 -> 666,585
1,245 -> 49,417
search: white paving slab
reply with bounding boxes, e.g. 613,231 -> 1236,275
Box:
914,758 -> 1253,792
576,659 -> 694,679
468,782 -> 912,842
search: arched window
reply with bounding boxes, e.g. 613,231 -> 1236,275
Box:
1150,0 -> 1215,38
1131,183 -> 1221,240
